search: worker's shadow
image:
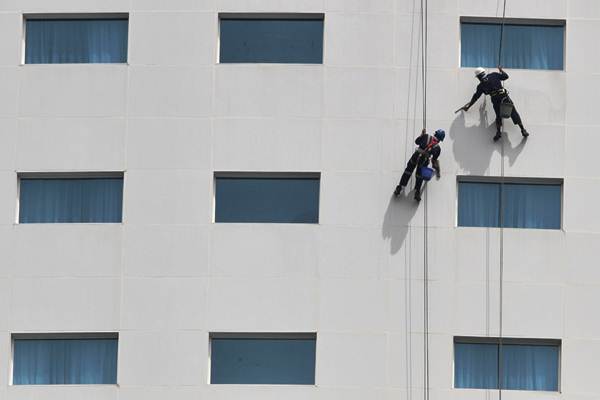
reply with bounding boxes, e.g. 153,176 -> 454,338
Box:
381,189 -> 421,255
450,101 -> 526,174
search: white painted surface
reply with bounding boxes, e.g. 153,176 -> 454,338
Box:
0,1 -> 597,399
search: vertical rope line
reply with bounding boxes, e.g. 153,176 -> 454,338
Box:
420,0 -> 430,399
499,142 -> 505,400
498,0 -> 508,66
498,2 -> 507,400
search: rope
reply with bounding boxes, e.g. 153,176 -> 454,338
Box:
497,2 -> 507,400
498,0 -> 508,66
421,0 -> 428,129
420,0 -> 430,399
499,141 -> 505,400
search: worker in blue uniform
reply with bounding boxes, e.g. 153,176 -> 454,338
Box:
460,66 -> 529,142
394,129 -> 445,202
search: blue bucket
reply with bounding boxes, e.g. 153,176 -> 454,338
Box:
419,166 -> 434,181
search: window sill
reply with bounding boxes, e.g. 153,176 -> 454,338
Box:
10,384 -> 119,387
19,63 -> 129,66
453,387 -> 560,394
459,66 -> 565,73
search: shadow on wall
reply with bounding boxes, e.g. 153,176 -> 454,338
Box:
382,103 -> 528,257
381,192 -> 419,256
450,100 -> 527,175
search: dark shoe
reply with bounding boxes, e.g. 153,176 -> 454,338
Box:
393,185 -> 403,197
414,190 -> 421,202
493,132 -> 502,142
521,129 -> 529,137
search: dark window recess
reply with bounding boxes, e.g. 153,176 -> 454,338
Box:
25,18 -> 128,64
19,177 -> 124,223
210,337 -> 316,384
13,338 -> 118,385
219,17 -> 324,63
458,181 -> 561,229
461,22 -> 564,70
454,339 -> 560,391
215,176 -> 320,223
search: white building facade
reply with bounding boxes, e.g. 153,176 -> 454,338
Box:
0,0 -> 598,399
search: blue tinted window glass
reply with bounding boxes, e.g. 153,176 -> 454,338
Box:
455,343 -> 498,389
455,342 -> 559,391
458,182 -> 561,229
210,338 -> 316,384
219,18 -> 323,63
19,178 -> 123,223
461,23 -> 564,70
502,344 -> 559,391
215,177 -> 319,223
458,182 -> 500,227
13,338 -> 118,385
25,19 -> 128,64
503,184 -> 561,229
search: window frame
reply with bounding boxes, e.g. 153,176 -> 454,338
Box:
212,172 -> 321,224
453,336 -> 562,392
459,16 -> 566,71
456,176 -> 564,230
208,332 -> 317,385
22,13 -> 130,65
10,332 -> 119,386
217,13 -> 325,64
16,171 -> 125,225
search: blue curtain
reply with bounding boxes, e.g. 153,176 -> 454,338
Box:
458,182 -> 561,229
458,182 -> 500,227
502,344 -> 559,391
503,184 -> 561,229
211,338 -> 316,384
25,19 -> 128,64
461,23 -> 564,70
219,19 -> 323,63
13,339 -> 118,385
19,178 -> 123,223
455,342 -> 559,391
455,343 -> 499,389
215,177 -> 320,223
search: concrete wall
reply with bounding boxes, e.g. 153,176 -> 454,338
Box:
0,0 -> 598,399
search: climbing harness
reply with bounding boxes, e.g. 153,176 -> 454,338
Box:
417,137 -> 438,182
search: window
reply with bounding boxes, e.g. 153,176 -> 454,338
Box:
219,14 -> 324,63
454,337 -> 560,391
457,178 -> 562,229
25,15 -> 128,64
214,173 -> 320,223
460,18 -> 564,70
18,174 -> 124,223
210,333 -> 316,384
12,333 -> 118,385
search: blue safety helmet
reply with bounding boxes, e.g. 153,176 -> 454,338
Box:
434,129 -> 445,142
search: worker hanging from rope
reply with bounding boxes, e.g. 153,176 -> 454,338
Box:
458,66 -> 529,142
393,128 -> 445,202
